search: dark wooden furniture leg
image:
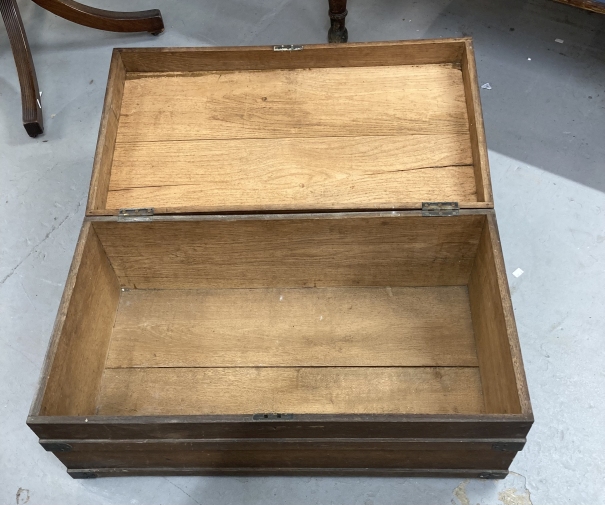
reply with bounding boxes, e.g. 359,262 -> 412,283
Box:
328,0 -> 347,43
31,0 -> 164,34
1,0 -> 163,137
1,0 -> 44,137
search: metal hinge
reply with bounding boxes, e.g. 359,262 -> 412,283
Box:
273,44 -> 304,52
118,208 -> 154,222
422,202 -> 460,217
253,413 -> 294,421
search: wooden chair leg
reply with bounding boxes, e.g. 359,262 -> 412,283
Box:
0,0 -> 43,137
30,0 -> 164,34
328,0 -> 347,43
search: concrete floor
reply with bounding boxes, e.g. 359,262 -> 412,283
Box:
1,0 -> 604,503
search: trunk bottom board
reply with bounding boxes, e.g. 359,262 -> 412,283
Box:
58,446 -> 512,470
97,286 -> 485,416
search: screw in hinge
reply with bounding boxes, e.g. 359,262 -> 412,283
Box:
118,208 -> 154,222
422,202 -> 460,217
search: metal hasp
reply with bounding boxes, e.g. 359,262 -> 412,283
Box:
422,202 -> 460,217
273,44 -> 304,52
118,208 -> 154,222
253,413 -> 294,420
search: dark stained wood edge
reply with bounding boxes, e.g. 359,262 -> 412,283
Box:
28,414 -> 533,440
40,438 -> 526,452
461,40 -> 493,204
115,39 -> 468,73
553,0 -> 605,13
485,214 -> 532,416
29,222 -> 93,417
87,50 -> 126,215
67,467 -> 509,479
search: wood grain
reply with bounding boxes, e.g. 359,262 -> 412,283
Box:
38,224 -> 120,416
66,467 -> 508,478
553,0 -> 605,14
115,64 -> 470,143
461,40 -> 492,204
87,50 -> 126,213
105,286 -> 478,368
106,134 -> 475,211
57,446 -> 511,471
28,414 -> 533,441
117,39 -> 467,73
468,215 -> 522,414
97,367 -> 484,416
92,215 -> 484,290
41,438 -> 525,452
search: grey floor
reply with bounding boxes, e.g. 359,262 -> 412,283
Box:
1,0 -> 604,503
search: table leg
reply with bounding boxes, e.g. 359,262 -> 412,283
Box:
328,0 -> 347,43
0,0 -> 43,137
31,0 -> 164,34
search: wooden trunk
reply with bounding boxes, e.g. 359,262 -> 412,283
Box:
28,39 -> 532,479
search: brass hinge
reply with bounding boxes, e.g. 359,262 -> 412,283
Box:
422,202 -> 460,217
118,208 -> 154,222
273,44 -> 304,52
253,413 -> 294,420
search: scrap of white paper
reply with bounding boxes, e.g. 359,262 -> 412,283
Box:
555,38 -> 564,43
481,83 -> 492,90
513,268 -> 524,278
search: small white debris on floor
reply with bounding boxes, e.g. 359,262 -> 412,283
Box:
481,83 -> 492,90
555,38 -> 564,43
513,268 -> 524,278
528,57 -> 532,61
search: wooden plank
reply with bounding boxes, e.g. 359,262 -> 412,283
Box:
117,39 -> 467,73
115,64 -> 470,143
57,446 -> 512,471
106,134 -> 475,211
41,438 -> 526,452
67,467 -> 509,478
553,0 -> 605,14
28,414 -> 533,441
105,286 -> 479,368
461,40 -> 492,204
468,215 -> 523,414
37,224 -> 121,416
87,50 -> 126,213
92,215 -> 484,290
96,367 -> 484,416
